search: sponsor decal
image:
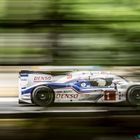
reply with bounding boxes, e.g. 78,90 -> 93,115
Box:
34,76 -> 52,81
56,90 -> 72,94
56,93 -> 79,99
56,91 -> 63,94
81,82 -> 87,87
104,91 -> 116,101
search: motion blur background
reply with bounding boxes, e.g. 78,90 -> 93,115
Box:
0,0 -> 139,66
0,1 -> 140,140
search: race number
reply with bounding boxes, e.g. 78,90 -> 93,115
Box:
104,91 -> 116,101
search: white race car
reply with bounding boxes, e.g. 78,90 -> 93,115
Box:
19,70 -> 140,106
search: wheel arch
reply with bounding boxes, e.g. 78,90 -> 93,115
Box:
126,84 -> 140,105
31,84 -> 55,105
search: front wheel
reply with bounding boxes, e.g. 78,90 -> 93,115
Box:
31,86 -> 55,106
127,85 -> 140,106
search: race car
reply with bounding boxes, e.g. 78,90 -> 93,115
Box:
18,70 -> 140,106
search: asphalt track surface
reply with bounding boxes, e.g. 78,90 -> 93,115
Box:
0,97 -> 140,114
0,97 -> 140,140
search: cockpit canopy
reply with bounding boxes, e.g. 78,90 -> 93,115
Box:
56,71 -> 128,85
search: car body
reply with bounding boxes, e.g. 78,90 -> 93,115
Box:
19,70 -> 140,106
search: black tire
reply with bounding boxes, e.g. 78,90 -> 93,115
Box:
127,85 -> 140,106
31,86 -> 55,106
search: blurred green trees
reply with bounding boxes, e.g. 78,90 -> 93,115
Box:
0,0 -> 139,65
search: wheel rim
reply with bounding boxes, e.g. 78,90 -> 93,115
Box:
33,87 -> 54,106
129,87 -> 140,105
36,90 -> 49,101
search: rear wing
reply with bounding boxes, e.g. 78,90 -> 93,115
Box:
19,70 -> 53,89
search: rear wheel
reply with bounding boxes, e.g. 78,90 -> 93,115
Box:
127,85 -> 140,106
31,86 -> 55,106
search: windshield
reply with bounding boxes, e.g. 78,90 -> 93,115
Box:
113,75 -> 128,84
